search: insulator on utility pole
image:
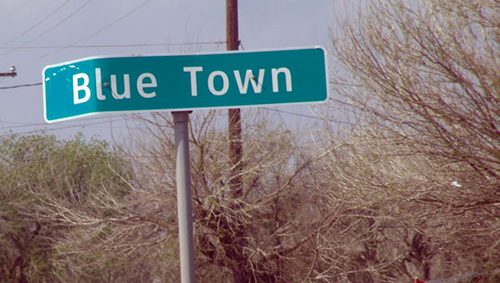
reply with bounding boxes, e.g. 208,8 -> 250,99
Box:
0,66 -> 16,77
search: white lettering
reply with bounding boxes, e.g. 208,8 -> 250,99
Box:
110,74 -> 130,99
271,67 -> 292,93
208,71 -> 229,96
73,73 -> 91,104
95,68 -> 105,101
183,66 -> 203,96
234,69 -> 265,94
137,73 -> 157,98
182,66 -> 293,97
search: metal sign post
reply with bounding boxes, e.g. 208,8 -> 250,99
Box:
42,47 -> 329,283
172,111 -> 196,283
43,47 -> 328,123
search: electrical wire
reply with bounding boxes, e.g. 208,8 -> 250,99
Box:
0,81 -> 345,123
16,1 -> 93,49
38,0 -> 152,59
0,115 -> 139,136
1,0 -> 70,47
0,101 -> 348,130
3,115 -> 119,130
0,1 -> 92,59
0,82 -> 42,90
0,0 -> 38,26
261,106 -> 352,125
0,38 -> 222,90
5,119 -> 121,136
0,41 -> 225,50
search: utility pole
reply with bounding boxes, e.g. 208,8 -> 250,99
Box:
0,66 -> 16,77
226,3 -> 250,280
226,0 -> 243,197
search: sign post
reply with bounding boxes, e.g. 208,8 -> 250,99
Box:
43,47 -> 328,283
43,47 -> 328,123
173,111 -> 196,283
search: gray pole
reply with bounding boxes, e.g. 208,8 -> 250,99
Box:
172,111 -> 196,283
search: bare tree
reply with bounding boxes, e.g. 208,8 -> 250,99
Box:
0,134 -> 135,282
298,128 -> 498,281
323,0 -> 499,281
3,1 -> 498,282
125,2 -> 500,277
130,111 -> 335,282
332,0 -> 498,179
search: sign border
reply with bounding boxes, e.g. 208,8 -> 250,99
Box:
43,46 -> 330,123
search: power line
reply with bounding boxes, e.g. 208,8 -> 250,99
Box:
7,120 -> 118,135
14,0 -> 93,49
0,0 -> 38,26
1,108 -> 352,137
3,115 -> 118,130
0,41 -> 225,50
0,83 -> 348,124
0,82 -> 41,90
0,83 -> 350,124
0,0 -> 90,59
261,107 -> 324,121
37,0 -> 152,59
1,116 -> 132,136
1,0 -> 70,47
261,106 -> 354,125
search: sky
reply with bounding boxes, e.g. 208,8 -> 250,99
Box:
0,0 -> 358,141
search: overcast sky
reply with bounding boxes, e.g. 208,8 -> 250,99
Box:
0,0 -> 358,140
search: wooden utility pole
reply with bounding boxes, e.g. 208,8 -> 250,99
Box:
225,3 -> 253,281
226,0 -> 243,197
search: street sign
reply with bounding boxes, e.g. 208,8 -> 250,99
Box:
43,47 -> 328,122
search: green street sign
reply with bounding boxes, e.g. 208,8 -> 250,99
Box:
43,47 -> 328,122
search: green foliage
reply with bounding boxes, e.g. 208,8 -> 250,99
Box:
0,134 -> 129,202
0,133 -> 131,282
